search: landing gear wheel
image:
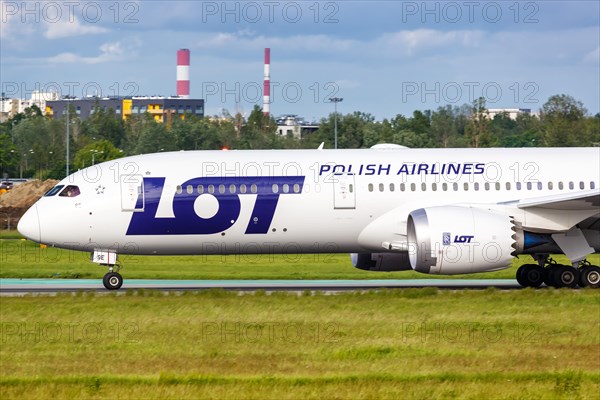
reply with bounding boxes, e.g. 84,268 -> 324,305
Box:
516,264 -> 545,288
553,266 -> 579,288
103,272 -> 123,290
544,265 -> 561,287
579,265 -> 600,288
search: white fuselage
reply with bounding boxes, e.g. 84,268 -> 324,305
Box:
18,148 -> 600,260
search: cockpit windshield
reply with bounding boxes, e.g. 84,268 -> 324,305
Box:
44,185 -> 64,197
59,185 -> 81,198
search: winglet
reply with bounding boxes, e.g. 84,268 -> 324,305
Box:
317,142 -> 325,150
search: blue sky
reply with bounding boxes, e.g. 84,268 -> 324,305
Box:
1,1 -> 599,120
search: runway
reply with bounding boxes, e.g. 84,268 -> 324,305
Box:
0,278 -> 521,294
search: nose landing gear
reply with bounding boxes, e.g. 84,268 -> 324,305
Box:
102,263 -> 123,290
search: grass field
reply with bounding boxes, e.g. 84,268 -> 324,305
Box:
2,231 -> 599,281
1,289 -> 600,399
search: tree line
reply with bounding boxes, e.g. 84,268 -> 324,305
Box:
1,94 -> 598,180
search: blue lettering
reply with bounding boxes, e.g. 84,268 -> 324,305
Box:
126,176 -> 304,236
454,235 -> 474,243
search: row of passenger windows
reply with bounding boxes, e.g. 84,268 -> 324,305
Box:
367,181 -> 597,193
176,183 -> 302,195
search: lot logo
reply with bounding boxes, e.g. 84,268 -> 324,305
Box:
443,233 -> 475,245
126,176 -> 304,235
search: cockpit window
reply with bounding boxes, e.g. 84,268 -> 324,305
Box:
44,185 -> 65,197
59,185 -> 81,198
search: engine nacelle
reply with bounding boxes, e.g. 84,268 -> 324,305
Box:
351,252 -> 412,271
407,206 -> 516,275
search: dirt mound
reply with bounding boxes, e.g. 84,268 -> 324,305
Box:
0,180 -> 58,229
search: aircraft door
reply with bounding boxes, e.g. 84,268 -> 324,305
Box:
333,174 -> 356,209
120,175 -> 144,212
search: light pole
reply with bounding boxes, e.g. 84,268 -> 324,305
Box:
91,150 -> 104,165
328,97 -> 343,149
66,98 -> 71,177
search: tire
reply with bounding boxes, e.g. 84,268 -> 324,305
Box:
523,264 -> 545,288
103,272 -> 123,290
516,264 -> 544,288
579,265 -> 600,288
516,265 -> 529,287
554,267 -> 579,289
544,265 -> 560,287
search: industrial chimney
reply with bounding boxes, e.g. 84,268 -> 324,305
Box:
177,49 -> 190,99
263,48 -> 270,116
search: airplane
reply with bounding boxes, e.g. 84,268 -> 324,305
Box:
17,145 -> 600,290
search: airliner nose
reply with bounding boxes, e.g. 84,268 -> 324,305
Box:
18,204 -> 41,243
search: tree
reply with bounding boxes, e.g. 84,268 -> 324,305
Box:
74,140 -> 124,170
541,94 -> 589,146
466,97 -> 496,147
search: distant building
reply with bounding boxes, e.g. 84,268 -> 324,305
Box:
485,108 -> 531,120
45,96 -> 204,123
276,115 -> 319,139
0,91 -> 59,122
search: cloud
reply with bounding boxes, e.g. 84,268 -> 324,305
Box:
44,14 -> 108,39
583,46 -> 600,64
45,41 -> 135,64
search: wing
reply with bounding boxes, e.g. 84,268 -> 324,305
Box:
503,190 -> 600,233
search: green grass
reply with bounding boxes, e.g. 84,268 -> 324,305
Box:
1,290 -> 599,399
2,231 -> 598,280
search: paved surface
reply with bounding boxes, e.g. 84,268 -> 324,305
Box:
0,278 -> 521,294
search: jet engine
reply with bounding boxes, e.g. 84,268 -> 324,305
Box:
407,206 -> 517,274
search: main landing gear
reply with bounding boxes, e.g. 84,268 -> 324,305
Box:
102,262 -> 123,290
516,256 -> 600,289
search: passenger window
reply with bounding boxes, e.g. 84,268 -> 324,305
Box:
229,184 -> 236,194
44,185 -> 65,197
411,183 -> 416,192
442,183 -> 448,191
548,182 -> 553,190
379,183 -> 384,192
558,182 -> 564,190
197,185 -> 204,194
240,184 -> 247,194
527,182 -> 532,190
59,185 -> 80,197
505,182 -> 511,190
251,184 -> 258,194
537,182 -> 542,190
400,183 -> 406,192
484,182 -> 490,191
389,183 -> 395,192
453,183 -> 458,191
176,185 -> 182,194
208,185 -> 215,194
219,184 -> 225,194
272,184 -> 279,193
432,183 -> 437,191
368,183 -> 373,192
186,185 -> 193,194
474,182 -> 479,191
579,181 -> 585,190
421,183 -> 426,192
283,184 -> 290,193
349,184 -> 353,193
463,183 -> 469,191
591,182 -> 596,190
495,182 -> 500,191
569,181 -> 574,190
294,184 -> 301,193
516,182 -> 522,190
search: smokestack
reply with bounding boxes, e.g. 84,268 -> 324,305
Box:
263,48 -> 270,116
177,49 -> 190,99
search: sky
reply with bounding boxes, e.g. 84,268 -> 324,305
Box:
1,1 -> 599,120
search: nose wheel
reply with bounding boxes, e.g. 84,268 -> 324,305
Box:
101,261 -> 123,290
103,272 -> 123,290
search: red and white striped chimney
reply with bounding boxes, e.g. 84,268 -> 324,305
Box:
263,48 -> 270,116
177,49 -> 190,99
